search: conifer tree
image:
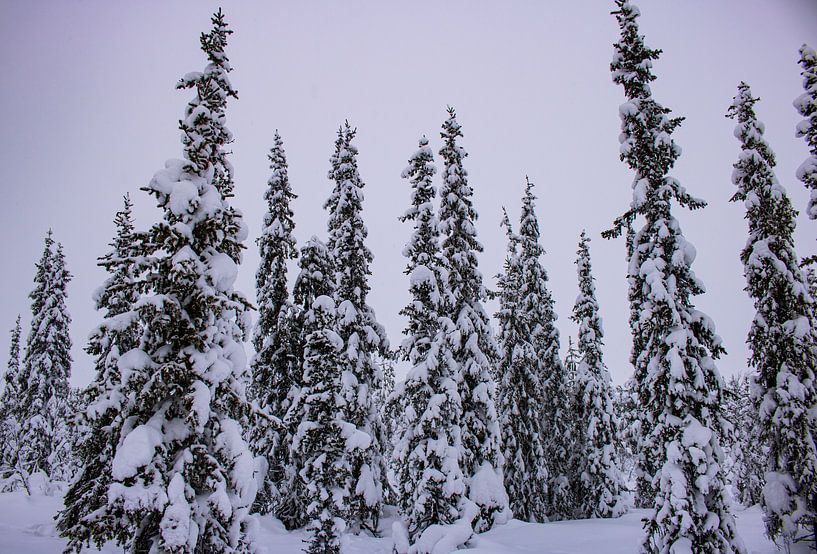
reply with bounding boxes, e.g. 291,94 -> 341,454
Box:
251,131 -> 299,516
613,383 -> 639,485
0,315 -> 22,480
17,232 -> 73,481
291,294 -> 348,554
721,373 -> 765,507
495,182 -> 551,523
794,45 -> 817,226
57,195 -> 142,551
324,122 -> 389,532
391,136 -> 465,544
570,231 -> 626,519
438,107 -> 508,532
563,337 -> 580,379
728,82 -> 817,545
276,237 -> 336,531
96,12 -> 259,552
604,2 -> 744,551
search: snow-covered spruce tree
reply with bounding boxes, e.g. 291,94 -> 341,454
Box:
564,336 -> 579,381
373,352 -> 397,508
57,195 -> 142,551
494,183 -> 551,523
728,82 -> 817,545
794,44 -> 817,227
438,107 -> 509,532
17,232 -> 73,481
97,12 -> 260,553
604,2 -> 745,552
291,293 -> 349,554
722,373 -> 765,507
570,231 -> 626,519
391,135 -> 465,544
0,315 -> 22,480
250,131 -> 299,517
324,122 -> 389,533
613,383 -> 639,486
277,237 -> 337,532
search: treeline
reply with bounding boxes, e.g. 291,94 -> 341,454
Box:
0,1 -> 816,554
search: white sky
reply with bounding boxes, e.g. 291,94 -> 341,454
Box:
1,0 -> 816,387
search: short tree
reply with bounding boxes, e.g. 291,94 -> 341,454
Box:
0,315 -> 22,484
279,237 -> 338,531
291,295 -> 349,554
17,232 -> 73,481
721,373 -> 765,507
57,195 -> 142,551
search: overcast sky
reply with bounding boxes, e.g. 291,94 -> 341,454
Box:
1,0 -> 816,388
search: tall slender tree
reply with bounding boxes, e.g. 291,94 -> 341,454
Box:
604,2 -> 744,552
0,315 -> 22,480
438,107 -> 508,532
495,181 -> 551,523
96,12 -> 259,552
17,231 -> 73,480
728,82 -> 817,546
57,195 -> 142,551
570,231 -> 626,519
794,44 -> 817,228
251,131 -> 299,516
324,122 -> 389,533
392,136 -> 464,544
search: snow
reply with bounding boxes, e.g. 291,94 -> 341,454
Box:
0,490 -> 804,554
208,251 -> 239,292
110,419 -> 163,480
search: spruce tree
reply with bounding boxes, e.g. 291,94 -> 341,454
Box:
17,231 -> 73,481
438,107 -> 508,532
563,336 -> 580,381
276,237 -> 337,532
392,136 -> 465,544
0,315 -> 22,481
495,182 -> 550,523
57,195 -> 142,551
604,2 -> 744,551
324,122 -> 389,533
728,82 -> 817,545
794,44 -> 817,225
570,231 -> 626,519
613,383 -> 639,486
98,12 -> 259,552
291,294 -> 348,554
251,131 -> 299,516
721,373 -> 765,507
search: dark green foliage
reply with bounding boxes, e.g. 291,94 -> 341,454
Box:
729,82 -> 817,545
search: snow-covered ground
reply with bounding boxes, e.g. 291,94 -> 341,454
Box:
0,490 -> 808,553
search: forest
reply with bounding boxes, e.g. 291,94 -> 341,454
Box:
0,1 -> 816,553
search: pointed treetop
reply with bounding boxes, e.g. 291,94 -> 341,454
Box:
610,0 -> 661,97
519,177 -> 542,254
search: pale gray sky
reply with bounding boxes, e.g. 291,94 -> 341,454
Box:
1,1 -> 816,387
